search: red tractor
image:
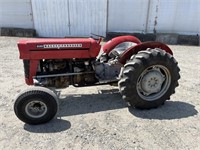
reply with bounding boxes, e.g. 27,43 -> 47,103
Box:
14,35 -> 180,124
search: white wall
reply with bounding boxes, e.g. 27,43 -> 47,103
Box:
32,0 -> 107,37
108,0 -> 149,33
68,0 -> 107,37
0,0 -> 200,36
147,0 -> 200,35
108,0 -> 200,35
31,0 -> 70,37
0,0 -> 33,28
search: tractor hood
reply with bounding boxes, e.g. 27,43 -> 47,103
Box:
18,38 -> 100,59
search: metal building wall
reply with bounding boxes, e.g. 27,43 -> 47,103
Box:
31,0 -> 107,37
0,0 -> 33,28
68,0 -> 107,37
108,0 -> 149,33
108,0 -> 200,35
147,0 -> 200,35
31,0 -> 70,37
0,0 -> 199,36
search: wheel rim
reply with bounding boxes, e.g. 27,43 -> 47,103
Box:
136,65 -> 171,101
25,100 -> 47,118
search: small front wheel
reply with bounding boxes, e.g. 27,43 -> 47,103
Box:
14,87 -> 58,125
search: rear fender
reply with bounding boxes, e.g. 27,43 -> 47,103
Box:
119,41 -> 173,64
102,35 -> 141,54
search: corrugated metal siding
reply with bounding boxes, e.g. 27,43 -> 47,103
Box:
31,0 -> 70,37
32,0 -> 107,37
108,0 -> 200,35
108,0 -> 149,33
147,0 -> 200,35
1,0 -> 200,36
69,0 -> 107,37
0,0 -> 33,28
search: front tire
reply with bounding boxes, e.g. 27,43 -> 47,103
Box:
14,87 -> 58,125
118,48 -> 180,109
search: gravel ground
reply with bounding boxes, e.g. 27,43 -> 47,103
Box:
0,36 -> 200,150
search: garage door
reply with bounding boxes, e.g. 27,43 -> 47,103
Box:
31,0 -> 107,37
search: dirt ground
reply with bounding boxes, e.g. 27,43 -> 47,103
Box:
0,36 -> 200,150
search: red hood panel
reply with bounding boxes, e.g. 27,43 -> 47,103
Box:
18,38 -> 101,59
18,38 -> 94,50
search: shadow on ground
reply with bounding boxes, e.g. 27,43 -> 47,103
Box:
58,89 -> 126,117
24,119 -> 71,133
24,89 -> 198,133
129,101 -> 198,120
58,88 -> 197,120
23,89 -> 125,133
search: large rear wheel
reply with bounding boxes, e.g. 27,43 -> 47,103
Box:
118,48 -> 180,109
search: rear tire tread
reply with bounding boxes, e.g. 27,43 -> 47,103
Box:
119,48 -> 180,109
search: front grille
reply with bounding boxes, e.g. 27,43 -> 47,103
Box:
23,60 -> 30,78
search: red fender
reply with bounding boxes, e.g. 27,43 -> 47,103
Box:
119,41 -> 173,64
103,35 -> 141,54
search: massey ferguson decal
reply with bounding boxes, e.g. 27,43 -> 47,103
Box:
37,44 -> 83,49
